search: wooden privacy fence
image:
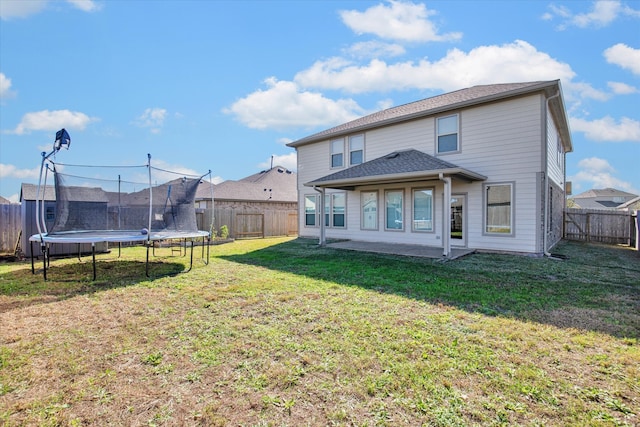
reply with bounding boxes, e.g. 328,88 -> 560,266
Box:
197,207 -> 298,239
0,204 -> 21,254
564,208 -> 635,245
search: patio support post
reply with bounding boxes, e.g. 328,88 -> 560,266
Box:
439,173 -> 451,258
313,186 -> 326,247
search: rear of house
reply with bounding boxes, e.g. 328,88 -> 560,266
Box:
288,80 -> 572,256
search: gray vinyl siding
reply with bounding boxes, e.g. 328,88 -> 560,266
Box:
546,109 -> 565,186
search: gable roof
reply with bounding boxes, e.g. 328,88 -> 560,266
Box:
0,196 -> 11,204
196,166 -> 297,203
288,80 -> 572,153
572,188 -> 638,199
20,184 -> 56,202
306,149 -> 486,190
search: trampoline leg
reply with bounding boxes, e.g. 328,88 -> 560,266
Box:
146,243 -> 150,277
92,243 -> 96,281
42,245 -> 47,281
30,241 -> 35,274
185,240 -> 194,272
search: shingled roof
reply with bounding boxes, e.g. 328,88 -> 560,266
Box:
20,184 -> 57,202
288,80 -> 571,152
306,149 -> 486,190
196,166 -> 297,203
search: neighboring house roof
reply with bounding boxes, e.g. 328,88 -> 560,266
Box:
20,184 -> 56,202
570,188 -> 639,210
306,149 -> 487,190
572,188 -> 638,199
20,183 -> 110,203
288,80 -> 572,153
617,196 -> 640,211
0,196 -> 11,204
196,166 -> 297,203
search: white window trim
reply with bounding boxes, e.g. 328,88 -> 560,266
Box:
360,190 -> 379,231
411,187 -> 435,233
436,113 -> 460,155
324,192 -> 347,229
304,194 -> 319,228
483,182 -> 515,237
349,134 -> 365,166
330,138 -> 345,169
384,189 -> 405,231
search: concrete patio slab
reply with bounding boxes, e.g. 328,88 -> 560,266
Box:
326,240 -> 475,260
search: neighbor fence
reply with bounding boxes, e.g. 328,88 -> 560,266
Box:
197,206 -> 298,239
564,208 -> 637,247
0,204 -> 21,255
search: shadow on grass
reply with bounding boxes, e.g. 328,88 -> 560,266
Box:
220,238 -> 640,338
0,257 -> 185,313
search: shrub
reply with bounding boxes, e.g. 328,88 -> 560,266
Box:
219,225 -> 229,239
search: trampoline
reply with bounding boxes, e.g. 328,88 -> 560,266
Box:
29,129 -> 214,280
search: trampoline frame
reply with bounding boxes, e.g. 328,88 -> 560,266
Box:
29,230 -> 210,280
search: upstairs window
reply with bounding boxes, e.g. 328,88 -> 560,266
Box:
331,139 -> 344,168
437,114 -> 458,153
349,134 -> 364,165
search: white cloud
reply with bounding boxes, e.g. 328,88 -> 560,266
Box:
224,77 -> 365,130
563,81 -> 610,102
604,43 -> 640,75
0,73 -> 16,99
570,116 -> 640,142
277,137 -> 293,145
339,0 -> 462,42
11,109 -> 98,134
258,152 -> 298,172
545,0 -> 639,30
0,0 -> 48,19
0,163 -> 40,179
295,40 -> 576,94
343,41 -> 406,59
66,0 -> 102,13
571,157 -> 637,193
607,81 -> 638,94
0,0 -> 101,19
133,108 -> 167,133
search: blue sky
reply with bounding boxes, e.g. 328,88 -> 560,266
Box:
1,0 -> 639,202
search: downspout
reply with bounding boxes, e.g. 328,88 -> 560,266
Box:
439,173 -> 451,258
313,186 -> 326,247
544,91 -> 560,256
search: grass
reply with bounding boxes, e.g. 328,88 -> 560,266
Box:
0,237 -> 638,426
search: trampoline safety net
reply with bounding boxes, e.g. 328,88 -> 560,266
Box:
49,165 -> 204,235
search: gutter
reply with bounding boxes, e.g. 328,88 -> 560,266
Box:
543,91 -> 561,257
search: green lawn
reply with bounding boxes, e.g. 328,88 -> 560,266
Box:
1,238 -> 638,426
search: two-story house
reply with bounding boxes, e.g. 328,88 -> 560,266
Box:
287,80 -> 572,257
